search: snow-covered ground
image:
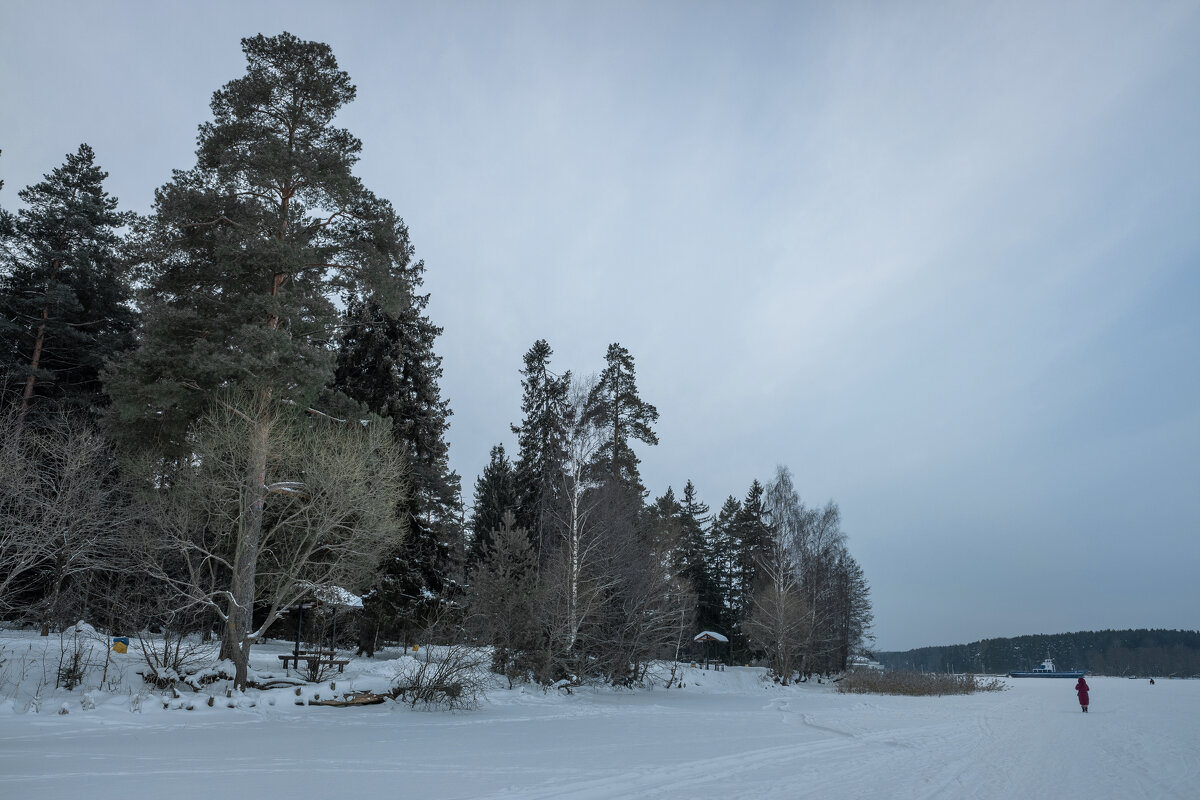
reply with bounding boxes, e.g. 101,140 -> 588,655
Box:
1,629 -> 1196,799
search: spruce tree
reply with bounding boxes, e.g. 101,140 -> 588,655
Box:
468,445 -> 518,568
584,343 -> 658,494
678,480 -> 721,632
710,495 -> 742,636
733,479 -> 770,637
0,151 -> 14,236
648,486 -> 682,544
330,248 -> 462,646
510,339 -> 570,561
829,548 -> 872,672
466,511 -> 544,685
0,145 -> 135,423
104,33 -> 411,687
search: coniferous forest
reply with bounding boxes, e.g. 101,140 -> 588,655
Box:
0,33 -> 874,690
876,629 -> 1200,677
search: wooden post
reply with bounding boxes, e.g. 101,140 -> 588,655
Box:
294,605 -> 303,656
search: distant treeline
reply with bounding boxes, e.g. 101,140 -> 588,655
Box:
875,629 -> 1200,677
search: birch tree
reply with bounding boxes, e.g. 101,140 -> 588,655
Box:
542,376 -> 608,669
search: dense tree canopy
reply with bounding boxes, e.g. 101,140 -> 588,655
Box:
0,144 -> 135,422
105,32 -> 410,456
0,31 -> 876,693
102,32 -> 415,688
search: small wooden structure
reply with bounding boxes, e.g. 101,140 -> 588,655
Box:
693,630 -> 729,669
285,583 -> 364,658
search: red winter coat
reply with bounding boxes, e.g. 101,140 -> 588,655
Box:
1075,677 -> 1089,706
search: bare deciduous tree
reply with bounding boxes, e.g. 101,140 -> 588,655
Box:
744,533 -> 809,684
132,395 -> 405,688
746,466 -> 869,680
573,485 -> 695,687
539,376 -> 614,678
0,407 -> 128,630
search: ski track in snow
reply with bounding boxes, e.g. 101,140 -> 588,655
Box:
1,638 -> 1197,799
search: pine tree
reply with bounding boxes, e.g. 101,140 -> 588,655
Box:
510,339 -> 570,561
584,343 -> 658,494
0,145 -> 135,423
105,33 -> 409,459
104,33 -> 411,688
468,444 -> 518,570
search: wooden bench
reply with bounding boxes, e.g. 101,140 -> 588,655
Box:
278,653 -> 350,674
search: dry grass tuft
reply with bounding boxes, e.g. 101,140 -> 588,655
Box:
837,671 -> 1007,696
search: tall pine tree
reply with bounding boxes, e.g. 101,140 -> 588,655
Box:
104,33 -> 411,687
584,343 -> 658,495
1,145 -> 135,423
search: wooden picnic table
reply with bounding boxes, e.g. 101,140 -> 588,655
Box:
278,651 -> 350,674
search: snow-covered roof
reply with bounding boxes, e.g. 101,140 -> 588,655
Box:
693,631 -> 729,643
297,582 -> 364,608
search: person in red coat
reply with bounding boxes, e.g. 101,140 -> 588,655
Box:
1075,677 -> 1090,713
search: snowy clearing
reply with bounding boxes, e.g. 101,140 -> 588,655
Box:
1,630 -> 1196,799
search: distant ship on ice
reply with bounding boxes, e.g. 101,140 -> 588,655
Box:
1008,658 -> 1086,678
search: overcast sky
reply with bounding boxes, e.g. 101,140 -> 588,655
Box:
3,1 -> 1197,651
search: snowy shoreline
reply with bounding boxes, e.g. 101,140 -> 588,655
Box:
2,628 -> 1197,799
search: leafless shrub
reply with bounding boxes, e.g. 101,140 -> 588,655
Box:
837,670 -> 1008,696
301,657 -> 342,684
0,407 -> 130,625
387,643 -> 487,710
137,629 -> 219,690
56,626 -> 99,690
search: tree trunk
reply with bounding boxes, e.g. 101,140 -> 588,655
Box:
224,407 -> 270,688
16,258 -> 62,435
